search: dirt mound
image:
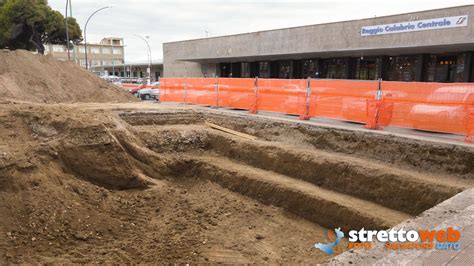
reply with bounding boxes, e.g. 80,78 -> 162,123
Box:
0,49 -> 136,103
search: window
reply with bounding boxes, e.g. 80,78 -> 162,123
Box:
258,62 -> 270,78
78,47 -> 85,53
302,59 -> 318,78
102,47 -> 112,54
90,47 -> 100,54
92,60 -> 101,66
278,61 -> 293,79
424,54 -> 465,83
241,62 -> 250,78
354,58 -> 378,80
113,48 -> 122,54
454,54 -> 466,82
322,58 -> 349,79
387,56 -> 421,82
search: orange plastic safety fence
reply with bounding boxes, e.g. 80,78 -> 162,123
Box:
184,78 -> 218,106
160,78 -> 186,103
257,79 -> 308,115
379,82 -> 474,135
217,78 -> 256,110
465,106 -> 474,143
159,77 -> 474,140
308,79 -> 379,123
120,83 -> 145,89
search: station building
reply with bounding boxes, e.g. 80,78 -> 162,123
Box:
163,5 -> 474,82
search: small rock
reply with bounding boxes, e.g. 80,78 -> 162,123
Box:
255,234 -> 265,240
209,220 -> 218,226
73,232 -> 89,241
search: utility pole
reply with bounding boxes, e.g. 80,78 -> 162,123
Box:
65,0 -> 70,60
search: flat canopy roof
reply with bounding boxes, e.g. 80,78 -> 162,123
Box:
180,43 -> 474,63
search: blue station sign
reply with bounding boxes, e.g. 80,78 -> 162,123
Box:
361,15 -> 469,36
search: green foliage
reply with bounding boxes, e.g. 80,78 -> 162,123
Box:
0,0 -> 82,54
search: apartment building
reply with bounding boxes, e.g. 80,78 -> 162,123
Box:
45,37 -> 125,68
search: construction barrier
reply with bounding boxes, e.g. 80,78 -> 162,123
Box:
120,83 -> 160,90
157,77 -> 474,142
309,79 -> 379,123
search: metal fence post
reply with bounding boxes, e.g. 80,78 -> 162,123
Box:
299,77 -> 311,120
183,78 -> 187,103
376,78 -> 382,100
249,77 -> 259,114
214,78 -> 219,108
365,78 -> 383,130
464,106 -> 474,143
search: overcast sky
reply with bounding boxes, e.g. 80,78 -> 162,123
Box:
48,0 -> 473,63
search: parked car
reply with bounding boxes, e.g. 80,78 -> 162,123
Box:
409,86 -> 474,132
137,88 -> 160,100
127,87 -> 141,96
151,89 -> 160,101
121,78 -> 144,84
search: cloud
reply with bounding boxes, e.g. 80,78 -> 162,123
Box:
48,0 -> 473,63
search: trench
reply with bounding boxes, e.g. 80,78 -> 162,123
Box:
112,111 -> 472,232
4,108 -> 472,263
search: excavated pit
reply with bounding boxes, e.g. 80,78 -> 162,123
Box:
1,105 -> 473,264
116,111 -> 472,230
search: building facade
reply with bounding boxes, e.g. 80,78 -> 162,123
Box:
90,62 -> 163,82
163,5 -> 474,82
45,37 -> 125,68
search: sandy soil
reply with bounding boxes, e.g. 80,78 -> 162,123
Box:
0,103 -> 336,264
0,50 -> 136,103
1,102 -> 472,263
2,51 -> 472,264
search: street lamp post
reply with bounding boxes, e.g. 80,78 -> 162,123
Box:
84,6 -> 112,71
69,0 -> 76,63
134,34 -> 152,85
65,0 -> 70,60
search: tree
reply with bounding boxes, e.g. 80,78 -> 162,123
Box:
0,0 -> 82,54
